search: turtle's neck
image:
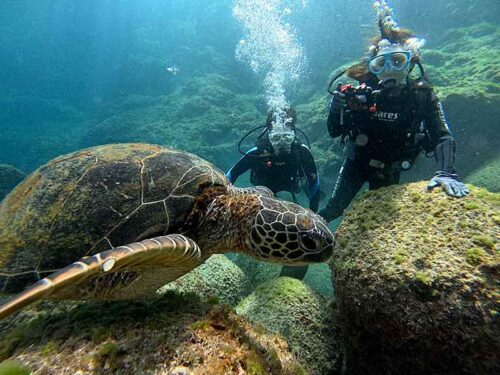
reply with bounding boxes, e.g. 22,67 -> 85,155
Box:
189,194 -> 259,258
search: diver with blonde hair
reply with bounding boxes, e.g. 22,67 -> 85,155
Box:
319,1 -> 468,223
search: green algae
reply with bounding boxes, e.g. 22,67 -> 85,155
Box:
40,341 -> 59,357
414,271 -> 430,286
0,360 -> 30,375
245,352 -> 266,375
394,253 -> 405,265
190,320 -> 210,330
160,254 -> 252,307
236,277 -> 341,375
466,247 -> 487,265
331,181 -> 499,374
97,341 -> 120,358
425,23 -> 500,101
0,290 -> 301,374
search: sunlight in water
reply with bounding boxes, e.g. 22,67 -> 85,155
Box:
233,0 -> 307,129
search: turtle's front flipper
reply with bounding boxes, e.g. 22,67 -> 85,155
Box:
0,234 -> 201,320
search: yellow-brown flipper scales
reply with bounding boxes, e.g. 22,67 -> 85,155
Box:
0,234 -> 201,320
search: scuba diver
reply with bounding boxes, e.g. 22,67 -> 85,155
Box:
319,1 -> 469,223
226,107 -> 320,279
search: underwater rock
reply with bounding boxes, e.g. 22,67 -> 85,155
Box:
231,253 -> 281,286
232,253 -> 334,299
465,157 -> 500,193
0,292 -> 304,374
236,277 -> 341,375
331,181 -> 499,375
159,254 -> 252,306
0,164 -> 25,201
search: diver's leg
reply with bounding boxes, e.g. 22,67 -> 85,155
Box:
368,166 -> 401,190
318,158 -> 365,222
280,264 -> 309,279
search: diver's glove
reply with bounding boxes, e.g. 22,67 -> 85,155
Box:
427,171 -> 469,198
329,91 -> 347,113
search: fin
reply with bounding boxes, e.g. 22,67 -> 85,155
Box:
0,234 -> 201,320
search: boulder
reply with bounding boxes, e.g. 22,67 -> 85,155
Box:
0,292 -> 304,374
232,253 -> 334,299
236,277 -> 341,375
160,254 -> 252,306
331,181 -> 499,375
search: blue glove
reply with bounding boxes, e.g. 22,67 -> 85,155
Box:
427,172 -> 469,198
329,91 -> 347,113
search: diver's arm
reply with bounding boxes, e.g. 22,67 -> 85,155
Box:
300,145 -> 320,212
225,149 -> 255,183
425,92 -> 456,174
327,96 -> 347,138
424,91 -> 469,197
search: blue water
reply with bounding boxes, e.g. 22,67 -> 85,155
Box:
0,1 -> 499,373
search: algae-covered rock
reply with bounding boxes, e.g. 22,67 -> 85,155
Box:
0,291 -> 304,374
0,359 -> 30,375
331,181 -> 499,375
232,253 -> 334,298
231,253 -> 281,287
160,254 -> 252,306
236,277 -> 341,375
0,165 -> 25,201
465,157 -> 500,192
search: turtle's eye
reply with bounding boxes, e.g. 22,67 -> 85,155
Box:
298,232 -> 320,252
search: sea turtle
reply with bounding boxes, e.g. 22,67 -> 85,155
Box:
0,143 -> 333,319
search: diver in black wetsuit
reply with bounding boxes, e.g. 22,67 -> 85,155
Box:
226,108 -> 320,279
319,23 -> 468,223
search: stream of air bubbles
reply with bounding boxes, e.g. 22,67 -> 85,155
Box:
233,0 -> 307,130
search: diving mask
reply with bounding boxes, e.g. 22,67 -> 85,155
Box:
269,130 -> 295,154
368,51 -> 411,75
368,40 -> 412,86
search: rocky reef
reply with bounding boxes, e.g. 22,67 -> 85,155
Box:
236,277 -> 341,375
0,291 -> 305,374
465,157 -> 500,193
423,23 -> 500,178
330,181 -> 499,375
0,165 -> 25,201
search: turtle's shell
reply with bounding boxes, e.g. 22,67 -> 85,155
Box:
0,144 -> 227,293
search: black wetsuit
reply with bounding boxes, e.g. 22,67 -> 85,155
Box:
321,77 -> 456,222
226,139 -> 320,212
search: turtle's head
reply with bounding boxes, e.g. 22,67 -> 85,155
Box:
190,190 -> 333,264
246,196 -> 334,265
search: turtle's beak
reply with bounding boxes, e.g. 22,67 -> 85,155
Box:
302,245 -> 333,263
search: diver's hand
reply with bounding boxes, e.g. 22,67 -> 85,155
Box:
427,172 -> 469,198
329,91 -> 347,113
